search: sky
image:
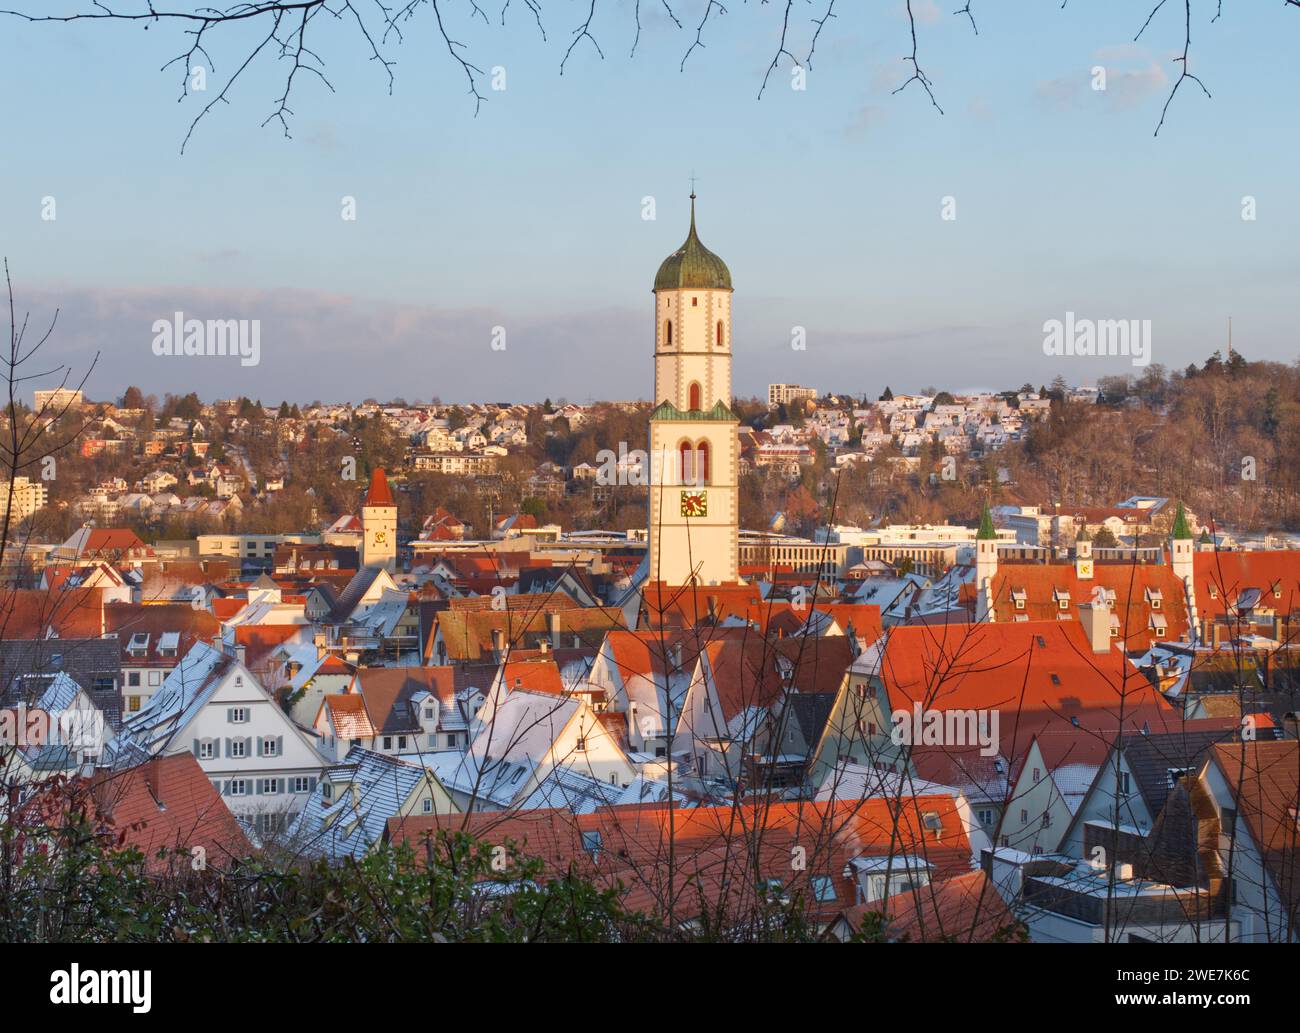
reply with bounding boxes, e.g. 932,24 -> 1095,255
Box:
0,0 -> 1296,404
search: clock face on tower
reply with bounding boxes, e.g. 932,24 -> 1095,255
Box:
373,531 -> 387,546
680,490 -> 708,517
1077,560 -> 1093,578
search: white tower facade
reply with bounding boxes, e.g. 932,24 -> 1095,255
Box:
646,194 -> 740,587
1169,501 -> 1198,641
975,503 -> 998,623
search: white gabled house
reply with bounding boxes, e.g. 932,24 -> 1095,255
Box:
110,640 -> 325,838
443,686 -> 636,812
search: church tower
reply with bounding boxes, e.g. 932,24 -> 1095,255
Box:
975,502 -> 998,623
1074,523 -> 1094,580
361,467 -> 397,572
646,194 -> 740,586
1170,500 -> 1198,641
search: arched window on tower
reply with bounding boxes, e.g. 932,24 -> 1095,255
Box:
716,320 -> 724,347
665,320 -> 673,346
679,441 -> 694,485
696,440 -> 710,484
688,382 -> 702,411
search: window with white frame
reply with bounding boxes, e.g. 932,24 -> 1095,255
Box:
229,739 -> 247,758
292,776 -> 312,793
260,737 -> 279,757
229,779 -> 248,796
197,740 -> 215,759
260,778 -> 280,795
229,707 -> 249,724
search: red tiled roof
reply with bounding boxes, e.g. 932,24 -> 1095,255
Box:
498,658 -> 566,696
639,582 -> 764,630
0,587 -> 104,639
1193,550 -> 1300,624
872,620 -> 1177,735
704,634 -> 855,722
211,598 -> 246,620
317,654 -> 353,675
350,666 -> 461,735
21,755 -> 250,874
986,562 -> 1188,649
103,602 -> 221,664
231,624 -> 304,670
763,602 -> 883,643
78,528 -> 151,555
388,797 -> 974,926
365,467 -> 395,508
872,869 -> 1023,942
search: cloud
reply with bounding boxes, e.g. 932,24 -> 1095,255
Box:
1103,61 -> 1169,110
1035,46 -> 1169,113
908,0 -> 942,25
17,283 -> 645,404
844,103 -> 888,137
1034,75 -> 1083,112
196,248 -> 245,265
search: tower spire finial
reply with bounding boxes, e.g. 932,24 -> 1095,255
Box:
688,172 -> 698,232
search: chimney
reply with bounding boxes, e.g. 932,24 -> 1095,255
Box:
1274,614 -> 1284,644
1211,621 -> 1222,649
548,611 -> 561,649
539,637 -> 550,655
1079,601 -> 1110,653
143,756 -> 165,810
707,595 -> 719,623
491,628 -> 505,660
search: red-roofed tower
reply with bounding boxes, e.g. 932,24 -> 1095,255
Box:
362,468 -> 397,572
